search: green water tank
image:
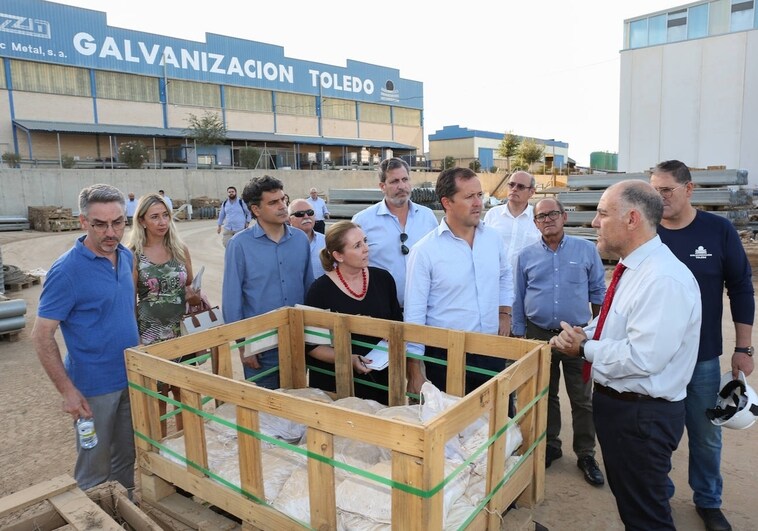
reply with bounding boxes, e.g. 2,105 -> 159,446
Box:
590,151 -> 618,171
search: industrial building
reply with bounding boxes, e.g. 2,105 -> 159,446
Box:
427,125 -> 570,173
0,0 -> 423,169
619,0 -> 758,186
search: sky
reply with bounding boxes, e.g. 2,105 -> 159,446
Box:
56,0 -> 678,167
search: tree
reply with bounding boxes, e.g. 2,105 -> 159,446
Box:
516,138 -> 544,172
118,141 -> 148,169
239,147 -> 261,169
497,132 -> 520,172
185,111 -> 227,146
443,156 -> 456,169
468,159 -> 481,172
2,151 -> 20,168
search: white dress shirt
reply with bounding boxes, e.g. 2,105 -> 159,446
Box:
404,219 -> 514,349
306,196 -> 329,221
583,236 -> 701,401
352,199 -> 438,307
483,203 -> 541,266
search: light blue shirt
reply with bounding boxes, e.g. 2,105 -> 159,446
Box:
125,199 -> 137,218
306,196 -> 329,221
218,198 -> 252,232
352,199 -> 438,307
512,235 -> 606,336
309,230 -> 326,278
404,219 -> 514,344
222,224 -> 314,323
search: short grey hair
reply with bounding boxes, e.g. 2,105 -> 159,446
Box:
618,180 -> 663,228
79,184 -> 126,217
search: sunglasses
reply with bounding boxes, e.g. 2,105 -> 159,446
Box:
507,181 -> 532,191
291,209 -> 315,218
400,232 -> 409,255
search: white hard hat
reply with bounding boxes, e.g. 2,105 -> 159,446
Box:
706,371 -> 758,430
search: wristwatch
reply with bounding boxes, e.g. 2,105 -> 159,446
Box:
579,338 -> 589,360
734,346 -> 754,357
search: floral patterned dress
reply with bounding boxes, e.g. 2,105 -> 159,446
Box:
136,254 -> 187,345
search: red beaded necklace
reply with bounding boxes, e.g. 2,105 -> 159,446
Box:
335,265 -> 367,298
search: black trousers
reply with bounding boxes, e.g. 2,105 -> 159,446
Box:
594,391 -> 685,530
314,220 -> 326,234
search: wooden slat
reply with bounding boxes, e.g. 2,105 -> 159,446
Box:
332,317 -> 354,398
181,390 -> 208,478
48,487 -> 124,530
237,406 -> 265,503
388,322 -> 406,406
286,308 -> 308,389
486,373 -> 511,528
0,475 -> 76,517
445,329 -> 467,397
306,428 -> 337,530
391,452 -> 426,531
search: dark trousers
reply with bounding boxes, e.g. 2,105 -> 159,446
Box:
424,346 -> 506,395
314,220 -> 326,234
594,391 -> 685,530
526,321 -> 595,458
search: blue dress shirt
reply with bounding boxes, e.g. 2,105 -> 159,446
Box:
218,198 -> 252,232
512,235 -> 606,336
222,224 -> 314,323
352,199 -> 438,307
404,218 -> 513,344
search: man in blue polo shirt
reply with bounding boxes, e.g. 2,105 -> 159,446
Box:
32,184 -> 140,493
217,185 -> 252,247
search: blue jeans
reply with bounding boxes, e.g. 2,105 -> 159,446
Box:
685,357 -> 723,508
74,388 -> 135,492
243,347 -> 281,389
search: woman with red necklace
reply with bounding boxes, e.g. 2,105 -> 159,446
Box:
304,221 -> 402,404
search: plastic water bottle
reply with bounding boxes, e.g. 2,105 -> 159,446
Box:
77,417 -> 98,449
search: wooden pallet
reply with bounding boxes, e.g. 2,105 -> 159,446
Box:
3,275 -> 41,292
0,329 -> 22,342
0,475 -> 160,531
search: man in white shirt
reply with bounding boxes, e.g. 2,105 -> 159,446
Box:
404,167 -> 513,396
289,198 -> 326,278
306,187 -> 330,234
125,192 -> 137,226
158,190 -> 173,211
352,157 -> 438,307
551,180 -> 701,530
483,170 -> 541,266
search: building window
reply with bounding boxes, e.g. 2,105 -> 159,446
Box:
359,103 -> 391,124
322,97 -> 357,120
731,0 -> 755,30
226,86 -> 273,112
168,79 -> 220,107
667,9 -> 688,42
393,107 -> 421,127
630,19 -> 648,48
275,92 -> 316,116
688,3 -> 710,38
649,14 -> 667,45
95,71 -> 159,102
10,60 -> 90,97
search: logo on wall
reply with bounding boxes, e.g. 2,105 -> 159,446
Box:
380,80 -> 399,103
0,13 -> 51,39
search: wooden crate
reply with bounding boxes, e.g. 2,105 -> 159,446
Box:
126,307 -> 550,530
0,475 -> 160,530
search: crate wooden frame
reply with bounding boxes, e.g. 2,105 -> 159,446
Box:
126,307 -> 550,530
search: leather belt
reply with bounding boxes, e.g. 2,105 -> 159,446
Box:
594,383 -> 669,403
529,321 -> 588,335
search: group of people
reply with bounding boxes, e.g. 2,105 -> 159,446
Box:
32,158 -> 753,531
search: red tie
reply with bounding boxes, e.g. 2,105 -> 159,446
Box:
583,262 -> 627,383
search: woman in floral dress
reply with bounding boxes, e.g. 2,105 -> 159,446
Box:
127,193 -> 198,435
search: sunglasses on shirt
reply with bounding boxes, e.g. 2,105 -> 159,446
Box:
291,209 -> 315,217
400,232 -> 409,255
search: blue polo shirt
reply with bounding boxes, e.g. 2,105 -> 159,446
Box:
38,236 -> 140,397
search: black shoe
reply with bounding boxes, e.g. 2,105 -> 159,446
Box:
695,507 -> 732,531
545,446 -> 562,468
577,455 -> 604,486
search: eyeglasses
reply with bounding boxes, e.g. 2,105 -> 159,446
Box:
654,182 -> 689,199
534,210 -> 562,223
88,218 -> 126,232
400,232 -> 409,255
291,209 -> 315,218
507,181 -> 532,191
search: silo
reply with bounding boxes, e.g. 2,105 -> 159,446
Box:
590,151 -> 618,171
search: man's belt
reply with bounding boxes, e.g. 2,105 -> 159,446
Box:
594,383 -> 669,403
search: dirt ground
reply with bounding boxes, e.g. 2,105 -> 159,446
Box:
1,220 -> 756,530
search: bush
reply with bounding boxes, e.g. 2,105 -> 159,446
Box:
118,141 -> 148,169
489,166 -> 498,173
443,156 -> 456,169
239,147 -> 261,169
61,154 -> 75,168
2,151 -> 20,168
468,159 -> 481,172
